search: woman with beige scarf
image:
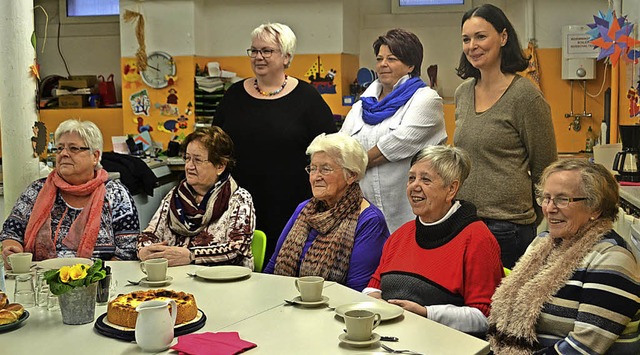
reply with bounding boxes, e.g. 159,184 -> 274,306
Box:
488,159 -> 640,354
264,133 -> 389,291
138,127 -> 255,268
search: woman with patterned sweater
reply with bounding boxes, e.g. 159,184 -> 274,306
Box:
138,127 -> 255,268
364,145 -> 503,335
488,159 -> 640,354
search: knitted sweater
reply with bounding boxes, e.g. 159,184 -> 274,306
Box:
0,178 -> 140,260
453,75 -> 557,224
138,185 -> 256,268
533,232 -> 640,354
367,201 -> 503,332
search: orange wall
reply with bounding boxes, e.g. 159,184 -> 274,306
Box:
198,54 -> 359,116
120,56 -> 196,150
39,108 -> 124,152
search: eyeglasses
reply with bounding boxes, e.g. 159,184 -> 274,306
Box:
56,146 -> 91,154
183,155 -> 210,166
246,48 -> 277,58
305,165 -> 337,176
536,196 -> 589,208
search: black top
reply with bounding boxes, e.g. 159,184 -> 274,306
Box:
214,79 -> 336,259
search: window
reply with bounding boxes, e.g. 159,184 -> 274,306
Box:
60,0 -> 119,24
391,0 -> 472,14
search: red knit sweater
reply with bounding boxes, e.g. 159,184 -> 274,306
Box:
368,219 -> 503,316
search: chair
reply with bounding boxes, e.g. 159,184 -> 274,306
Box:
251,230 -> 267,272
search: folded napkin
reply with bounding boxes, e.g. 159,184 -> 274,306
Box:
171,332 -> 257,355
620,181 -> 640,186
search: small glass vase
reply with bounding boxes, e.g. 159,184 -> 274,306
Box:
58,282 -> 98,325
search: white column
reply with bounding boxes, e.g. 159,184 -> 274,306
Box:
0,2 -> 40,218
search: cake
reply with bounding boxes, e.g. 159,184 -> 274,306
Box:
107,289 -> 197,328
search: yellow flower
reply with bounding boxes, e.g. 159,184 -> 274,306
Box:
68,264 -> 88,280
59,266 -> 71,283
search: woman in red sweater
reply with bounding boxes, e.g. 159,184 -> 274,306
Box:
365,145 -> 503,335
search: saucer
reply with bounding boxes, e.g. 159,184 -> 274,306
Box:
291,295 -> 330,307
338,333 -> 381,347
139,276 -> 173,286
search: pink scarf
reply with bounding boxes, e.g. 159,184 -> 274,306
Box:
23,169 -> 108,260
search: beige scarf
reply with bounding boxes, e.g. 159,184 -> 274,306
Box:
488,219 -> 612,354
273,183 -> 362,284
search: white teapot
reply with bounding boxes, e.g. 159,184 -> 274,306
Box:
135,299 -> 177,352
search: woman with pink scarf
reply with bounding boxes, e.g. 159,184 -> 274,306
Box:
1,119 -> 140,264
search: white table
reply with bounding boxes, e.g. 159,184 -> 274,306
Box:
2,261 -> 489,354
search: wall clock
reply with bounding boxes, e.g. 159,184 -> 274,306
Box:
140,51 -> 176,89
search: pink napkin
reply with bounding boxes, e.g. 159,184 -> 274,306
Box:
620,181 -> 640,186
171,332 -> 257,355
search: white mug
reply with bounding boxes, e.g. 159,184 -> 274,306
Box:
139,258 -> 168,282
8,252 -> 33,273
294,276 -> 324,302
344,309 -> 382,341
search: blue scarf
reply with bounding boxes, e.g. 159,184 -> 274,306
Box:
361,76 -> 426,125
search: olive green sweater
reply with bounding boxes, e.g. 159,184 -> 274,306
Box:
453,75 -> 557,224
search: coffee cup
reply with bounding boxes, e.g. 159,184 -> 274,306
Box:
8,252 -> 33,273
139,258 -> 168,282
294,276 -> 324,302
344,309 -> 382,341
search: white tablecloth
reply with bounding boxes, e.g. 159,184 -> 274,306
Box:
2,261 -> 489,354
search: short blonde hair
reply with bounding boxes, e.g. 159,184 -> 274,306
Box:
55,119 -> 103,169
251,23 -> 296,67
410,145 -> 471,187
306,133 -> 367,181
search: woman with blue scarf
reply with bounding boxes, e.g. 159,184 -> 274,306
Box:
341,29 -> 447,233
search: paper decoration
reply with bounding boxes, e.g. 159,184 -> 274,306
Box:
123,60 -> 142,89
307,55 -> 337,94
130,89 -> 151,116
135,116 -> 153,133
588,9 -> 640,67
134,131 -> 153,152
111,136 -> 129,154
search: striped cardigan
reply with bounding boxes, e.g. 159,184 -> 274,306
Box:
535,233 -> 640,354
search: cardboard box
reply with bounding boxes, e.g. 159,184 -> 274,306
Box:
58,75 -> 98,89
58,95 -> 88,108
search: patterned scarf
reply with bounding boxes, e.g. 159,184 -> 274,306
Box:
488,219 -> 612,354
361,76 -> 426,125
168,172 -> 236,237
24,169 -> 109,261
273,183 -> 363,283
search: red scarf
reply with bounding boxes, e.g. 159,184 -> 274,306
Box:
23,169 -> 108,260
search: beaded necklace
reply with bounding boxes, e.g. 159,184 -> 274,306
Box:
254,75 -> 288,96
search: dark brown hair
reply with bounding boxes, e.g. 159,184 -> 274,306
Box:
181,126 -> 236,172
455,4 -> 529,79
373,28 -> 423,77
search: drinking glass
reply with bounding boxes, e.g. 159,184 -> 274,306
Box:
14,274 -> 36,308
47,290 -> 60,312
36,269 -> 50,307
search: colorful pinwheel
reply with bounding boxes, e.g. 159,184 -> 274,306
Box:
588,9 -> 640,67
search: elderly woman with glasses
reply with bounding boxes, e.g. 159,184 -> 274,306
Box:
1,119 -> 140,263
138,127 -> 256,268
489,159 -> 640,354
364,145 -> 503,336
264,133 -> 389,291
214,22 -> 336,263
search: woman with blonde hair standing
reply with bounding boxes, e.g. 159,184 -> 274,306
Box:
215,23 -> 336,261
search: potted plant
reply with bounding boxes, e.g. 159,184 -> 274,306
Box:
44,259 -> 106,325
